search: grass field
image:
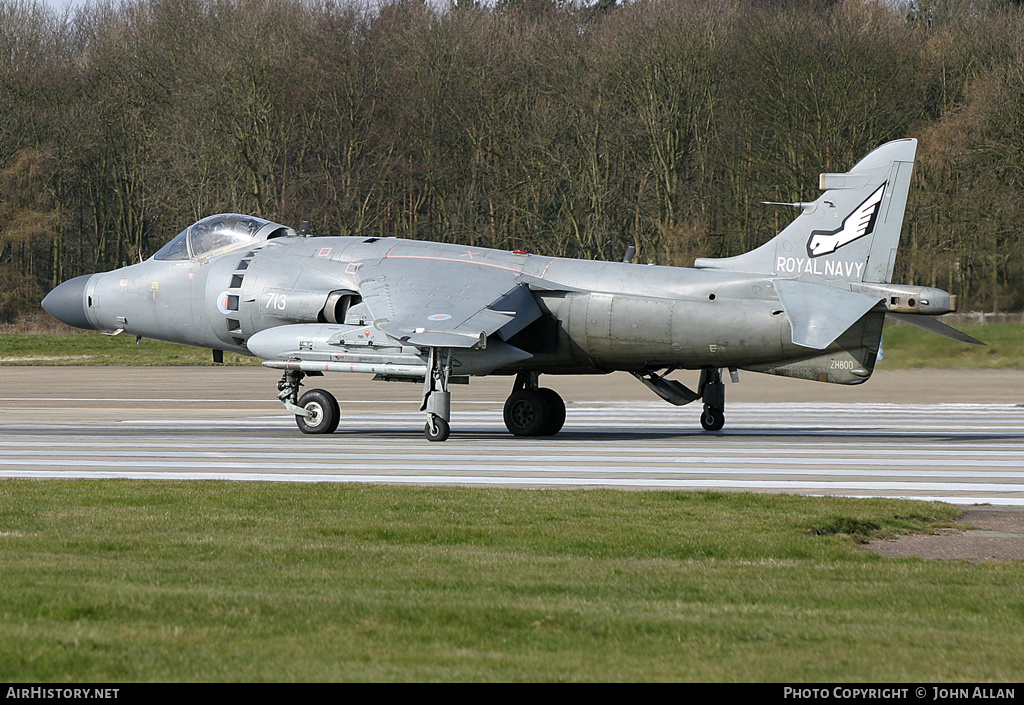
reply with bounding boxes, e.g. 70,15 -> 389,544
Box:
0,321 -> 1021,368
0,481 -> 1022,682
876,322 -> 1024,369
0,333 -> 259,366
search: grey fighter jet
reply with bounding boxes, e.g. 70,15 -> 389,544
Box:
42,138 -> 981,441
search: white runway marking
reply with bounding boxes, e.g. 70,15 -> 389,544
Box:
2,400 -> 1023,504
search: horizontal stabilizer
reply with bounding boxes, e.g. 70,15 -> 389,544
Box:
775,279 -> 881,349
885,313 -> 985,345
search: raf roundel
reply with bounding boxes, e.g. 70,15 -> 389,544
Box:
216,291 -> 239,314
427,313 -> 452,322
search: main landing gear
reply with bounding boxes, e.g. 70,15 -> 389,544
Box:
277,369 -> 340,435
420,355 -> 568,441
421,361 -> 567,441
698,367 -> 726,432
502,372 -> 566,437
414,357 -> 569,440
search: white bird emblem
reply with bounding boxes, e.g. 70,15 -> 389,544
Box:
807,183 -> 886,258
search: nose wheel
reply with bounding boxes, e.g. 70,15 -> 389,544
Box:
296,389 -> 341,435
277,370 -> 340,435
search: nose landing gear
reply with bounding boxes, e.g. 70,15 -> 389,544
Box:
277,369 -> 340,435
296,388 -> 341,435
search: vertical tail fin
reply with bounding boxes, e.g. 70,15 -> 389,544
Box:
694,139 -> 917,284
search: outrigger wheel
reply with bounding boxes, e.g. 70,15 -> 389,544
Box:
425,415 -> 451,442
420,347 -> 454,442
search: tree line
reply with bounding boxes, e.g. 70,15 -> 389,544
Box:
2,0 -> 1023,321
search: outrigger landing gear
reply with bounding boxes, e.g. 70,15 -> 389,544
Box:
698,367 -> 726,432
277,369 -> 340,434
421,347 -> 452,442
502,372 -> 566,437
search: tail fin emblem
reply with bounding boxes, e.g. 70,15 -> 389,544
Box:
807,183 -> 886,258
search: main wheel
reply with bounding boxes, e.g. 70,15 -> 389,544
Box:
503,389 -> 551,436
537,388 -> 566,436
700,405 -> 725,432
295,389 -> 340,434
425,416 -> 450,442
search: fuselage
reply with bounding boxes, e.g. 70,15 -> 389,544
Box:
66,234 -> 879,383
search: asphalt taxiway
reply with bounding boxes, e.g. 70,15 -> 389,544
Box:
1,366 -> 1023,505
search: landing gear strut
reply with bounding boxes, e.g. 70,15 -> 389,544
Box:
421,347 -> 452,442
698,367 -> 725,432
277,369 -> 340,434
502,372 -> 566,437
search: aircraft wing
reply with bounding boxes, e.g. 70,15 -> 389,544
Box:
356,255 -> 543,348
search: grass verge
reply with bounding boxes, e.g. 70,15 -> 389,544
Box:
876,322 -> 1024,369
0,334 -> 259,366
1,481 -> 1021,682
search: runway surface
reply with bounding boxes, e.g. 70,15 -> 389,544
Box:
1,367 -> 1023,505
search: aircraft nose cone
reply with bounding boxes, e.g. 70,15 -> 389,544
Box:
41,275 -> 97,330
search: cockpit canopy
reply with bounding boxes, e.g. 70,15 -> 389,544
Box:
153,214 -> 295,261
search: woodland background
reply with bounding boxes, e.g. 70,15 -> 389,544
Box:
2,0 -> 1024,322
